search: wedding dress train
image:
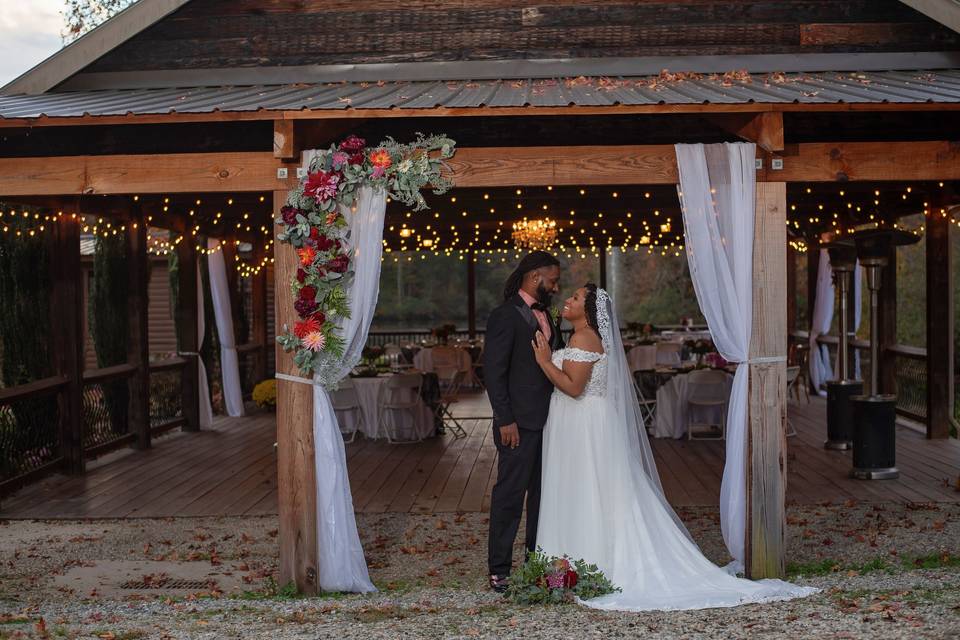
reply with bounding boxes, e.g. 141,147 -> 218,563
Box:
536,293 -> 817,612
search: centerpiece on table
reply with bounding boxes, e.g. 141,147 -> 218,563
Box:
686,338 -> 715,366
430,323 -> 457,345
506,549 -> 619,605
352,345 -> 385,377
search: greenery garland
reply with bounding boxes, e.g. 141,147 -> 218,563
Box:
275,133 -> 456,381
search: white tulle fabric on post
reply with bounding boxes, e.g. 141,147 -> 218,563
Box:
538,288 -> 818,612
809,249 -> 834,395
675,143 -> 754,567
196,265 -> 214,428
300,147 -> 383,591
207,238 -> 245,417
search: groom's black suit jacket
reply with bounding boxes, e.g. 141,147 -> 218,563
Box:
483,294 -> 563,431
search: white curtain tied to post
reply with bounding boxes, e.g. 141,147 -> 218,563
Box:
675,142 -> 756,568
298,150 -> 384,592
809,249 -> 834,395
207,238 -> 245,417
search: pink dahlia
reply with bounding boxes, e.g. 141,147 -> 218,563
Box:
302,331 -> 326,352
304,170 -> 340,203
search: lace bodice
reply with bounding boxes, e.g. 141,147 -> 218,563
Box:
551,347 -> 607,398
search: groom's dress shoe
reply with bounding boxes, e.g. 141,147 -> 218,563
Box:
489,574 -> 509,593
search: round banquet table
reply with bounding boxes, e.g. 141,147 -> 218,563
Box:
336,374 -> 434,441
653,369 -> 734,439
413,347 -> 472,373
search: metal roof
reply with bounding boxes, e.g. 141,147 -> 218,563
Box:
2,70 -> 959,120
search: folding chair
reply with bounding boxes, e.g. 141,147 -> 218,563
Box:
435,366 -> 467,438
686,369 -> 729,440
330,378 -> 363,443
379,373 -> 426,443
632,370 -> 657,432
784,366 -> 801,437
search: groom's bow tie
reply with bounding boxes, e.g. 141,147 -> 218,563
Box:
530,302 -> 548,312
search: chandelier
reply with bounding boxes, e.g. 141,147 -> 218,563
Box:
512,217 -> 558,251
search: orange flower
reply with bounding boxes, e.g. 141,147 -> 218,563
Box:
369,148 -> 392,169
302,331 -> 327,352
297,246 -> 317,266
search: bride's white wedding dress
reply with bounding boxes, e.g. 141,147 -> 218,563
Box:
536,292 -> 817,612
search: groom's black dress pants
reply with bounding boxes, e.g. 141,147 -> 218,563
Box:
488,425 -> 543,576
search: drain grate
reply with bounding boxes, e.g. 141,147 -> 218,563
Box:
120,578 -> 214,590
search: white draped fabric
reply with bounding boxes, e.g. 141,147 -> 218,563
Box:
675,142 -> 755,567
809,249 -> 834,395
196,265 -> 214,429
300,148 -> 384,592
207,239 -> 245,417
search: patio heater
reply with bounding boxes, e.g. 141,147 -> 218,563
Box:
822,240 -> 861,450
849,228 -> 919,480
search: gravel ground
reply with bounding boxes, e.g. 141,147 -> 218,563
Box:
1,502 -> 958,639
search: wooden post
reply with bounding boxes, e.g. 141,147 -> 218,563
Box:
786,244 -> 797,336
878,246 -> 897,396
251,239 -> 269,382
466,250 -> 477,338
746,181 -> 788,579
598,249 -> 608,290
50,214 -> 84,474
126,207 -> 151,450
176,236 -> 200,432
274,188 -> 320,594
221,237 -> 242,344
925,200 -> 954,438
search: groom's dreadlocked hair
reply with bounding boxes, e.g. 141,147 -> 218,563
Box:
502,251 -> 560,301
584,283 -> 600,334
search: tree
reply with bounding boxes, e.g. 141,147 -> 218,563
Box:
63,0 -> 135,41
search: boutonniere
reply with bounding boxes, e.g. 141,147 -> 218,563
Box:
550,307 -> 561,324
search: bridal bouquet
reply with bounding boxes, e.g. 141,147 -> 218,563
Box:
506,549 -> 619,604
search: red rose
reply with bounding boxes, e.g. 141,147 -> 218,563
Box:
348,152 -> 365,165
339,134 -> 366,153
299,285 -> 317,301
317,235 -> 335,252
296,268 -> 307,284
312,311 -> 326,326
564,570 -> 578,588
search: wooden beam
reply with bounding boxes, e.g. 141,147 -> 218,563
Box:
126,207 -> 151,450
273,120 -> 296,160
2,142 -> 960,196
705,112 -> 784,152
49,216 -> 84,474
274,189 -> 320,595
176,237 -> 200,432
746,181 -> 788,579
925,197 -> 954,438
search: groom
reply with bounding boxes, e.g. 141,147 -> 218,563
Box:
484,251 -> 562,593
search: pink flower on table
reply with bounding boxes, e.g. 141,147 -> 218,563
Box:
545,572 -> 566,589
331,151 -> 349,169
302,331 -> 327,352
371,165 -> 386,179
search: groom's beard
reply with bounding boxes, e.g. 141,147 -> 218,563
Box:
536,283 -> 553,308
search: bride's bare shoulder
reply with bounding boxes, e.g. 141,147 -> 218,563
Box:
569,330 -> 604,355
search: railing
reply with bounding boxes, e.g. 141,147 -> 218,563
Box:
0,375 -> 68,495
366,324 -> 709,347
797,332 -> 931,424
82,363 -> 138,456
149,357 -> 187,432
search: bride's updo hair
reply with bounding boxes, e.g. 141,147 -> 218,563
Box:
584,283 -> 600,334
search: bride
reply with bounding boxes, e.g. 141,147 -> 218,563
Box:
530,283 -> 817,612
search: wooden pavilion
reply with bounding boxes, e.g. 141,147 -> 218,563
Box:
0,0 -> 958,592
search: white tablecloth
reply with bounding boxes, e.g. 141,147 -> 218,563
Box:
413,347 -> 472,373
653,371 -> 734,439
337,375 -> 434,440
627,345 -> 657,372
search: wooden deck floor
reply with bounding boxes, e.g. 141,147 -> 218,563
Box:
2,395 -> 958,520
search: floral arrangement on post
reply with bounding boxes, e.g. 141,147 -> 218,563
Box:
275,133 -> 456,383
506,548 -> 619,605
